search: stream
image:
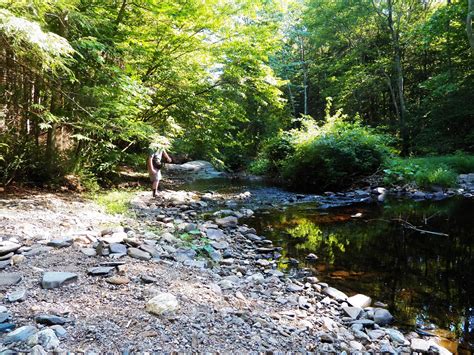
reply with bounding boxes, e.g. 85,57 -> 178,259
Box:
179,178 -> 474,353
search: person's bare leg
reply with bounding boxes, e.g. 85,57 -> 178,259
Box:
152,180 -> 158,197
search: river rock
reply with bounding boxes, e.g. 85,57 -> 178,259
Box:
0,252 -> 14,260
81,248 -> 97,257
11,255 -> 25,265
175,248 -> 196,262
106,276 -> 130,285
2,325 -> 37,344
102,231 -> 127,244
245,233 -> 261,242
0,259 -> 10,270
256,259 -> 270,267
47,238 -> 73,248
139,244 -> 160,257
88,266 -> 115,275
410,338 -> 430,352
0,312 -> 11,323
215,216 -> 238,228
374,308 -> 394,326
206,228 -> 225,240
208,248 -> 222,262
146,293 -> 179,315
323,287 -> 348,301
128,247 -> 151,260
50,325 -> 67,339
35,315 -> 68,326
7,288 -> 26,302
31,345 -> 48,355
343,306 -> 362,320
0,323 -> 15,333
367,329 -> 386,340
0,241 -> 21,255
349,340 -> 364,351
37,328 -> 60,351
110,243 -> 127,254
210,241 -> 230,250
41,272 -> 78,289
347,294 -> 371,308
0,272 -> 22,286
386,328 -> 406,344
350,319 -> 375,327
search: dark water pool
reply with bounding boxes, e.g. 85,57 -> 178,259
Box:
181,178 -> 474,352
242,198 -> 474,353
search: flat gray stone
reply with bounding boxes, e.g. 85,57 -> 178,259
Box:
367,329 -> 385,340
0,252 -> 14,261
410,338 -> 430,352
35,314 -> 69,326
139,244 -> 160,257
0,272 -> 22,286
2,325 -> 37,344
215,216 -> 238,228
41,272 -> 78,289
47,238 -> 73,248
88,266 -> 114,276
323,287 -> 348,301
210,241 -> 229,250
7,288 -> 26,302
128,247 -> 151,260
347,294 -> 371,308
0,241 -> 21,255
343,306 -> 362,320
0,312 -> 11,323
80,248 -> 97,257
24,246 -> 53,257
174,248 -> 196,262
0,260 -> 10,270
206,228 -> 225,240
386,328 -> 406,344
49,325 -> 67,339
109,243 -> 127,254
37,328 -> 59,351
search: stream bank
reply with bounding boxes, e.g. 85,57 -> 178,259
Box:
0,184 -> 463,353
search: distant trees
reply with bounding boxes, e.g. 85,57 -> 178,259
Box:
275,0 -> 473,155
0,0 -> 287,186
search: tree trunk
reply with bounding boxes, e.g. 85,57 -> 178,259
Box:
468,0 -> 474,55
387,0 -> 409,155
299,35 -> 308,116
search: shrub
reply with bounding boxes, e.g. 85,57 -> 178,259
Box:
249,132 -> 295,176
281,118 -> 390,191
252,106 -> 391,191
383,153 -> 474,188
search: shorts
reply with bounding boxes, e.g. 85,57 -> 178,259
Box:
149,169 -> 162,182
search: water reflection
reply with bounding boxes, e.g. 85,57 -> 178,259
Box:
242,198 -> 474,352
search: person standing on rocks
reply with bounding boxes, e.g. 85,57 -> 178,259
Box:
147,137 -> 172,198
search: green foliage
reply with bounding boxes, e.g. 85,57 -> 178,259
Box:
249,132 -> 295,176
253,103 -> 391,191
383,154 -> 474,188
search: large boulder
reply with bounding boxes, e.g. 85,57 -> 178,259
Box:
166,161 -> 223,179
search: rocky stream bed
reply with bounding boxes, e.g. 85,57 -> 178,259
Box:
1,164 -> 473,353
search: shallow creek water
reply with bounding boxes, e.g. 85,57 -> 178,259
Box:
180,178 -> 474,353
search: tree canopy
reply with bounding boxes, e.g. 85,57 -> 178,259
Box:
0,0 -> 473,187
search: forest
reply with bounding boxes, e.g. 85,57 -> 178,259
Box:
0,0 -> 473,190
1,1 -> 474,353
